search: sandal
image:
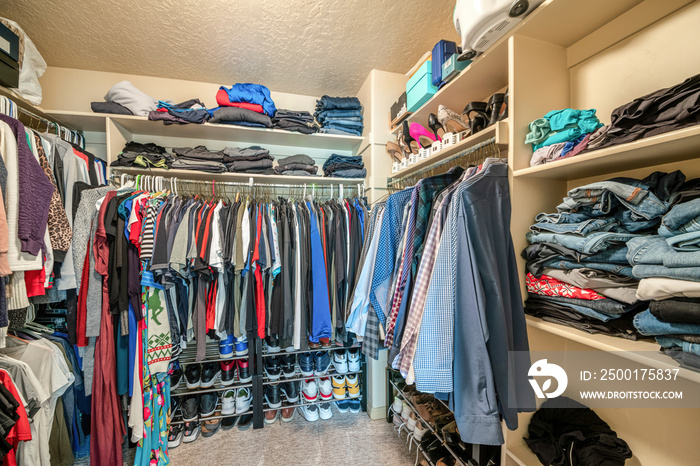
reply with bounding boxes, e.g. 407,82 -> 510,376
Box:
438,105 -> 470,133
428,113 -> 445,140
462,102 -> 489,135
409,122 -> 437,149
385,141 -> 404,163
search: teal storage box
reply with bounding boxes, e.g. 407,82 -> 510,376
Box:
407,60 -> 438,112
442,55 -> 471,83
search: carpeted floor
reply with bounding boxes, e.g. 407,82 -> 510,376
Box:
168,409 -> 416,466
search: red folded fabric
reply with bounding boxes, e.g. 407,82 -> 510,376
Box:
526,272 -> 606,301
215,89 -> 265,113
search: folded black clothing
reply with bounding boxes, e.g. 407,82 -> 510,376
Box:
149,111 -> 192,125
223,146 -> 271,159
324,161 -> 364,173
227,158 -> 273,172
91,101 -> 133,115
272,119 -> 318,134
123,141 -> 167,154
650,298 -> 700,324
277,154 -> 315,167
240,168 -> 275,175
274,109 -> 314,121
274,164 -> 318,175
522,243 -> 590,276
110,152 -> 172,168
171,158 -> 226,172
209,107 -> 272,127
173,145 -> 227,161
525,397 -> 633,466
323,154 -> 364,171
279,170 -> 317,177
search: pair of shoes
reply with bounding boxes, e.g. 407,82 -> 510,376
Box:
221,415 -> 238,430
331,374 -> 360,400
220,389 -> 236,415
331,348 -> 361,374
264,335 -> 281,353
183,421 -> 200,443
265,409 -> 280,425
185,362 -> 220,389
265,354 -> 297,380
169,361 -> 183,390
302,378 -> 332,402
299,402 -> 333,422
182,394 -> 217,420
336,399 -> 361,414
219,334 -> 249,358
299,351 -> 330,377
237,413 -> 254,430
220,358 -> 251,385
280,381 -> 300,403
236,387 -> 253,413
265,382 -> 301,407
201,416 -> 221,438
308,337 -> 332,349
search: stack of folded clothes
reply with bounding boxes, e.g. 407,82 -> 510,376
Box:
629,178 -> 700,371
223,146 -> 274,174
111,141 -> 172,168
525,108 -> 603,166
171,146 -> 228,173
322,154 -> 365,179
208,106 -> 272,128
216,83 -> 277,116
523,170 -> 688,340
274,154 -> 318,176
101,80 -> 157,116
149,99 -> 210,124
272,109 -> 318,134
315,96 -> 364,136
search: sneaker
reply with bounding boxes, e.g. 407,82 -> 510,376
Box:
299,352 -> 314,377
302,379 -> 319,402
407,412 -> 417,432
335,400 -> 349,413
200,362 -> 221,388
265,356 -> 282,381
220,360 -> 237,386
331,375 -> 347,400
265,409 -> 279,425
281,407 -> 296,422
218,334 -> 234,359
238,359 -> 252,383
401,403 -> 412,423
266,335 -> 281,353
319,402 -> 333,420
236,387 -> 252,413
313,351 -> 330,376
331,351 -> 348,374
349,399 -> 361,414
265,383 -> 282,409
221,389 -> 236,415
221,416 -> 238,430
201,417 -> 221,438
237,413 -> 253,430
280,381 -> 300,403
347,348 -> 360,372
170,397 -> 181,418
183,421 -> 200,443
182,396 -> 199,422
392,396 -> 403,414
414,421 -> 428,442
300,404 -> 319,422
184,364 -> 201,389
319,337 -> 331,348
235,336 -> 249,356
281,354 -> 296,378
318,377 -> 333,401
169,361 -> 183,391
346,374 -> 360,398
199,392 -> 218,418
168,423 -> 183,448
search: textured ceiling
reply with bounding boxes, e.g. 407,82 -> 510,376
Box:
4,0 -> 459,96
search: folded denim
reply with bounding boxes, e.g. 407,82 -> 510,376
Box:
316,109 -> 364,120
534,211 -> 601,225
324,162 -> 364,174
582,245 -> 630,264
659,198 -> 700,236
322,119 -> 364,129
323,155 -> 363,171
324,168 -> 366,179
541,268 -> 639,304
634,310 -> 700,336
223,146 -> 271,159
530,217 -> 619,236
636,277 -> 700,301
526,294 -> 619,322
527,293 -> 645,316
632,264 -> 700,282
656,336 -> 700,356
626,235 -> 700,266
526,231 -> 635,255
170,159 -> 226,172
324,123 -> 364,134
277,154 -> 315,167
542,259 -> 635,278
315,95 -> 363,111
227,159 -> 273,172
665,349 -> 700,371
666,230 -> 700,252
522,243 -> 589,276
274,164 -> 317,175
319,127 -> 362,136
529,142 -> 566,167
209,107 -> 273,127
649,298 -> 700,324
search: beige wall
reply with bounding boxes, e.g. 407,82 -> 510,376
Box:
40,67 -> 319,113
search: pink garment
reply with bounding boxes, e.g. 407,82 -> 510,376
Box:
561,132 -> 592,159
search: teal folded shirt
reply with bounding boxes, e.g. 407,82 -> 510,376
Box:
530,109 -> 604,150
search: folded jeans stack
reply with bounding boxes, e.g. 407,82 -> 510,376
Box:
525,108 -> 603,166
223,146 -> 275,174
272,109 -> 318,134
523,171 -> 688,339
149,99 -> 210,125
315,96 -> 364,137
111,141 -> 173,169
274,154 -> 318,177
322,154 -> 365,179
216,83 -> 277,116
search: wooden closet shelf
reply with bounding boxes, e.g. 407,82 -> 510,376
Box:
505,445 -> 541,466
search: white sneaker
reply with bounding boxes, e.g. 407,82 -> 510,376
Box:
414,421 -> 428,441
332,351 -> 348,374
407,412 -> 417,432
319,402 -> 333,420
236,387 -> 252,413
392,396 -> 403,414
347,348 -> 360,372
318,377 -> 333,401
302,379 -> 319,402
300,404 -> 319,422
221,389 -> 236,415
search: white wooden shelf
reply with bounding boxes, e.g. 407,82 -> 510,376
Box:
111,167 -> 364,186
505,445 -> 541,466
526,316 -> 700,384
513,125 -> 700,180
390,120 -> 508,180
45,110 -> 108,132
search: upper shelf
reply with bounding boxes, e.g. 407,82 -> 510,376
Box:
45,111 -> 364,152
513,125 -> 700,180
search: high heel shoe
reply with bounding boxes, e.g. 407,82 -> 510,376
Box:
462,101 -> 489,135
409,122 -> 437,149
487,92 -> 505,126
385,142 -> 403,163
437,105 -> 469,133
428,113 -> 445,141
402,120 -> 420,154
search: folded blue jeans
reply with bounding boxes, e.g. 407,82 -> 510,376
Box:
542,259 -> 635,277
666,230 -> 700,252
659,198 -> 700,236
530,217 -> 618,236
320,127 -> 362,136
316,95 -> 362,111
528,294 -> 642,316
322,119 -> 364,128
632,264 -> 700,281
526,231 -> 636,255
558,180 -> 668,221
634,310 -> 700,336
656,336 -> 700,356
